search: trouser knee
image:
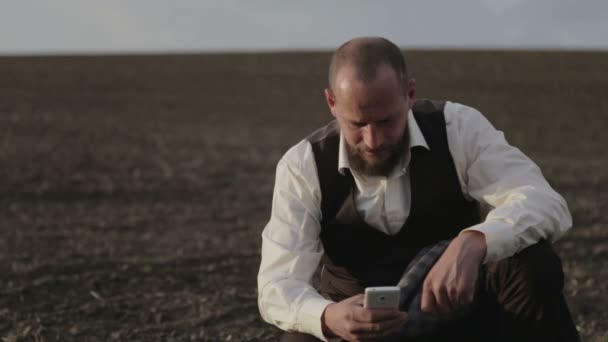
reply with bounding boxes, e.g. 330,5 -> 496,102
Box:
485,240 -> 565,311
516,240 -> 564,293
481,241 -> 580,341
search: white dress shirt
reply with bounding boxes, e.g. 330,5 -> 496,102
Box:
257,101 -> 572,340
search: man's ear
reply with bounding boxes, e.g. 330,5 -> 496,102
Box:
324,88 -> 337,117
405,79 -> 416,110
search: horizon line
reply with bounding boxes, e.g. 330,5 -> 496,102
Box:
2,44 -> 608,57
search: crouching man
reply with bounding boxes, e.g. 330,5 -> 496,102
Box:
258,37 -> 580,341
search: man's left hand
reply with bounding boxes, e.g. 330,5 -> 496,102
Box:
420,231 -> 487,317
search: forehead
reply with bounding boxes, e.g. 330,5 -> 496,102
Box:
334,65 -> 404,120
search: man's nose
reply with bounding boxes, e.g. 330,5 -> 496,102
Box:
363,124 -> 384,150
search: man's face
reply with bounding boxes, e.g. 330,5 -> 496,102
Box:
325,64 -> 416,176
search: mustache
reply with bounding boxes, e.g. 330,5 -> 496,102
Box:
358,145 -> 389,153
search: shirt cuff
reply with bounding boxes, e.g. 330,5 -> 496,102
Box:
460,220 -> 515,263
297,296 -> 336,341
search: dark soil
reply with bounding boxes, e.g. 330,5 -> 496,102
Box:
0,51 -> 606,341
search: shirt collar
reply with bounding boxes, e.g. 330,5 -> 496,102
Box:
338,109 -> 429,175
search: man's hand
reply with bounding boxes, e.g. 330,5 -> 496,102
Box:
321,294 -> 408,341
421,231 -> 487,318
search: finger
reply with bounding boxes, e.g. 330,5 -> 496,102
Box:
344,321 -> 388,342
352,307 -> 402,323
350,313 -> 407,339
421,284 -> 438,316
453,285 -> 476,312
351,313 -> 406,333
376,312 -> 408,336
434,286 -> 455,317
353,294 -> 365,307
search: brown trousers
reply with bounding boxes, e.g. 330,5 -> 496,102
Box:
280,241 -> 580,342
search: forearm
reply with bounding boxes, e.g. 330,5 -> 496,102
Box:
463,181 -> 572,262
258,279 -> 334,338
258,235 -> 334,339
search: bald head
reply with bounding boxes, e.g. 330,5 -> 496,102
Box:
328,37 -> 408,91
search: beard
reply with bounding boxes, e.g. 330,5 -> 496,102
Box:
346,131 -> 409,177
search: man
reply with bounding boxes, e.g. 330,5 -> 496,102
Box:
257,37 -> 580,341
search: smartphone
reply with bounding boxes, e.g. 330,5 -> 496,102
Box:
364,286 -> 401,309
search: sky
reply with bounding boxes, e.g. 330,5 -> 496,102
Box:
1,0 -> 607,55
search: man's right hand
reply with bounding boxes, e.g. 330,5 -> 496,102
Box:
321,294 -> 408,341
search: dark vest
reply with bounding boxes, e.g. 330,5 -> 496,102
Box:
306,99 -> 480,301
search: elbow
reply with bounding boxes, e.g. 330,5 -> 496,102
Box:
257,279 -> 278,325
543,191 -> 573,242
555,192 -> 572,233
257,295 -> 271,324
257,289 -> 274,325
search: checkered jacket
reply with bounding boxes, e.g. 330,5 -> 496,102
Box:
385,240 -> 458,340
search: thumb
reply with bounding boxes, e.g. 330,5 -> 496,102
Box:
344,293 -> 365,306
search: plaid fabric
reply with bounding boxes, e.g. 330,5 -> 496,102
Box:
386,240 -> 455,339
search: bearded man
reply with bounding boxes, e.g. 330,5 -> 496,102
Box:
257,37 -> 580,342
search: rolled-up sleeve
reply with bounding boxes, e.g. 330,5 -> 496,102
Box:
257,140 -> 335,340
446,102 -> 572,262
